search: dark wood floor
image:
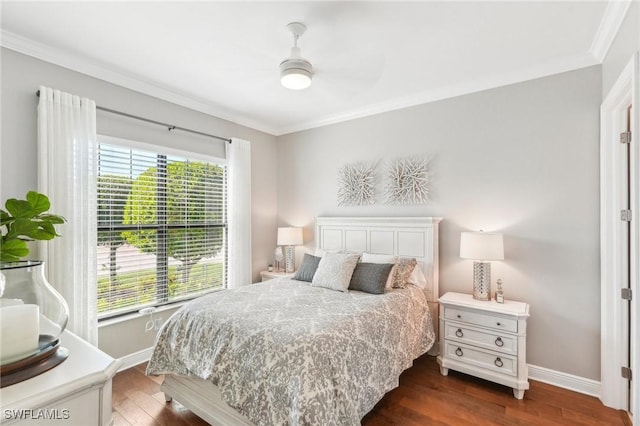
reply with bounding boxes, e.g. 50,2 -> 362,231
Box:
113,355 -> 631,425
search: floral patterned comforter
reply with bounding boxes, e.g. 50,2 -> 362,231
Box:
146,279 -> 435,426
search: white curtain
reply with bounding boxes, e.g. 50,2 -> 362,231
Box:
226,138 -> 252,288
37,86 -> 98,345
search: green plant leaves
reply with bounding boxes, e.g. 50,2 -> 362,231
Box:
5,199 -> 33,218
1,191 -> 66,261
26,191 -> 51,215
39,214 -> 65,224
0,239 -> 29,261
0,210 -> 10,226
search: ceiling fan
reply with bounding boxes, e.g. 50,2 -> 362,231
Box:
279,22 -> 313,90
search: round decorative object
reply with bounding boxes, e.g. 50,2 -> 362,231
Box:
0,261 -> 69,386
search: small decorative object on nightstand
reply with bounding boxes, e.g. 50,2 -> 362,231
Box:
260,270 -> 295,282
437,292 -> 529,399
460,231 -> 504,300
495,279 -> 504,303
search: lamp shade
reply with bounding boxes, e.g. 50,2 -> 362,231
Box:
460,231 -> 504,261
277,227 -> 303,246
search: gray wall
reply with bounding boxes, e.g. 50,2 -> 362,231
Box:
602,1 -> 639,97
0,48 -> 279,358
277,66 -> 602,380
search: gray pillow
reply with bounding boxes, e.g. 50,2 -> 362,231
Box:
349,263 -> 395,294
293,254 -> 321,282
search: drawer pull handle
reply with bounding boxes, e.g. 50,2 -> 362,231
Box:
495,337 -> 504,347
496,322 -> 502,326
495,357 -> 504,368
455,347 -> 464,357
457,314 -> 462,319
455,329 -> 464,338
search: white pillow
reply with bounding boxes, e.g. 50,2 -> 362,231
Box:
408,265 -> 428,289
311,252 -> 360,292
361,253 -> 398,290
361,253 -> 397,264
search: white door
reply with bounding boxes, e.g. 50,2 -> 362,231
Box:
600,53 -> 638,418
622,104 -> 633,417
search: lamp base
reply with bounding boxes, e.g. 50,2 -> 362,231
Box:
284,246 -> 295,273
472,261 -> 491,301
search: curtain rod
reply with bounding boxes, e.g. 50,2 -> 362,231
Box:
35,90 -> 232,143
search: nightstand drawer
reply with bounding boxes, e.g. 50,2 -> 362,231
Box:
444,306 -> 517,333
444,323 -> 517,355
444,341 -> 517,377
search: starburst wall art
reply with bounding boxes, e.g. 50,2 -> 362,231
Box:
336,162 -> 376,206
384,157 -> 430,204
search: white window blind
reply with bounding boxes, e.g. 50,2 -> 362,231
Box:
97,141 -> 226,318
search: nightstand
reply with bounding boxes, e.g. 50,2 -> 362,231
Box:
260,270 -> 295,281
437,292 -> 530,399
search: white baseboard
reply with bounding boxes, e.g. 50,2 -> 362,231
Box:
117,347 -> 154,372
528,364 -> 600,397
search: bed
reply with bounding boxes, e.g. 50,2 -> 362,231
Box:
146,216 -> 441,425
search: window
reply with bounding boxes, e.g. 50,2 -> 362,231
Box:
96,137 -> 226,319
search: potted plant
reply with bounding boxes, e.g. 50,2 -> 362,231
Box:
0,191 -> 69,376
1,191 -> 65,261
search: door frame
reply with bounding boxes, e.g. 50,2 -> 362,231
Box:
601,52 -> 639,413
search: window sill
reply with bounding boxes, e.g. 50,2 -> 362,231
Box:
98,287 -> 226,327
98,300 -> 190,328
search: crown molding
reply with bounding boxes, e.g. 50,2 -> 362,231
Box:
1,28 -> 606,138
589,0 -> 633,63
0,30 -> 279,136
275,52 -> 599,135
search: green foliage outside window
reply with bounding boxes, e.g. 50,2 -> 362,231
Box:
97,158 -> 225,315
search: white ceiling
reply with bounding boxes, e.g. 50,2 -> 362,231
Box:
0,1 -> 625,135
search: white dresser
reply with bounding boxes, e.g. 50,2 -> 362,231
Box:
437,292 -> 530,399
0,330 -> 121,425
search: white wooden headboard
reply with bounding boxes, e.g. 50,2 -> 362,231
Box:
315,217 -> 442,303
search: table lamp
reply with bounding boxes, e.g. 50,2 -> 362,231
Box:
460,231 -> 504,301
277,227 -> 303,273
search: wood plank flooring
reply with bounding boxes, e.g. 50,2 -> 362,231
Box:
113,355 -> 630,425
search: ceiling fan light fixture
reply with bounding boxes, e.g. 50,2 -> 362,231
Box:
280,22 -> 313,90
280,58 -> 313,90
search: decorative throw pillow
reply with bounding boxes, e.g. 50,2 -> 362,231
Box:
311,252 -> 360,292
392,258 -> 418,289
293,254 -> 321,282
348,263 -> 394,294
408,265 -> 428,289
361,253 -> 398,290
